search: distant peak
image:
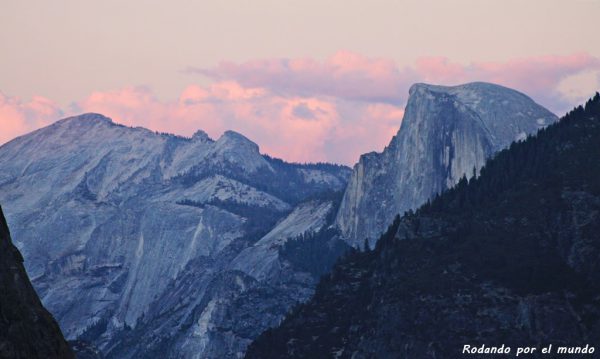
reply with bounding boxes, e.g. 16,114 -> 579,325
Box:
192,129 -> 211,142
408,82 -> 511,96
54,113 -> 115,130
65,113 -> 113,123
215,130 -> 260,153
408,83 -> 429,95
408,82 -> 448,96
219,130 -> 254,144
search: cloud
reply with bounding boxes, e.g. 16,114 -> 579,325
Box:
415,53 -> 600,112
292,103 -> 317,120
2,52 -> 599,165
556,69 -> 600,104
71,82 -> 401,164
193,51 -> 600,114
0,92 -> 63,145
189,51 -> 418,104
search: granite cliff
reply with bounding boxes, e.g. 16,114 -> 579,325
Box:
336,82 -> 557,246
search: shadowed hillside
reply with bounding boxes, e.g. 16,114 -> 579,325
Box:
0,205 -> 74,359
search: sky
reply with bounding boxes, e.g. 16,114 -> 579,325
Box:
1,0 -> 599,165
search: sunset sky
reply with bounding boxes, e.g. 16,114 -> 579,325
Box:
1,0 -> 599,164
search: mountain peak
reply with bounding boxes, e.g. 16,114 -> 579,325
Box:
210,130 -> 272,172
191,129 -> 211,142
220,130 -> 253,142
50,113 -> 117,134
409,81 -> 517,96
336,81 -> 558,245
216,130 -> 260,151
404,81 -> 557,147
408,82 -> 434,95
61,113 -> 114,125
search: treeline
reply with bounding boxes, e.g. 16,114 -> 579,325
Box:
278,227 -> 351,279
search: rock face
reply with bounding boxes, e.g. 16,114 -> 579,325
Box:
335,82 -> 557,246
0,114 -> 350,358
246,94 -> 600,359
0,205 -> 74,359
108,199 -> 349,359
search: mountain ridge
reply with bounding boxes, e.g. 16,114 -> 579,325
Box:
0,112 -> 351,358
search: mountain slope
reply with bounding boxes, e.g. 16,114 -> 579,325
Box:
246,94 -> 600,358
105,197 -> 349,359
335,82 -> 558,246
0,114 -> 350,358
0,205 -> 74,359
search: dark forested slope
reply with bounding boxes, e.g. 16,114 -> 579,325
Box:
0,205 -> 74,359
246,94 -> 600,359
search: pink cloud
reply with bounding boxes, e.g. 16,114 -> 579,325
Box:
72,83 -> 399,164
2,52 -> 598,165
193,51 -> 600,114
415,57 -> 467,84
470,53 -> 600,92
77,86 -> 224,136
191,51 -> 418,103
415,53 -> 600,110
0,92 -> 63,145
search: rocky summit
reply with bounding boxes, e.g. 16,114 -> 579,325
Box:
335,82 -> 557,247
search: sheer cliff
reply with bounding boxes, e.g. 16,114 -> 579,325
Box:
335,82 -> 557,246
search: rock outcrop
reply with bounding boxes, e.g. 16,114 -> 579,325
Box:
335,82 -> 557,246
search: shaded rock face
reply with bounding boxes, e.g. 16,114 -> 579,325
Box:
335,82 -> 558,247
0,114 -> 350,358
0,205 -> 74,359
106,199 -> 348,359
245,96 -> 600,359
